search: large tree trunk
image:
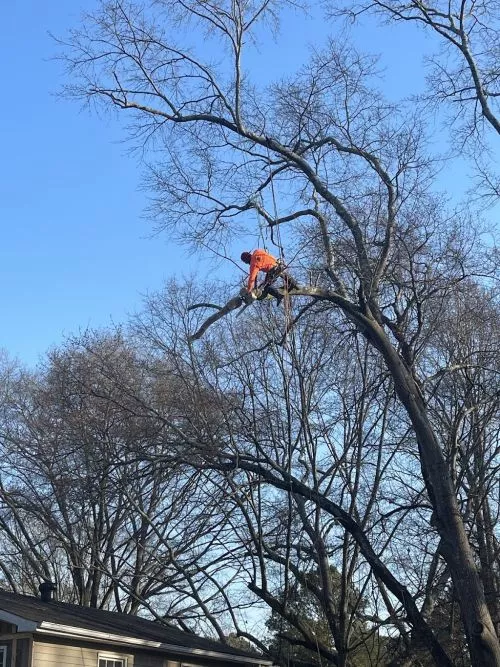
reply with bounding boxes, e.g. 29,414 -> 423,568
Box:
233,460 -> 454,667
370,318 -> 500,666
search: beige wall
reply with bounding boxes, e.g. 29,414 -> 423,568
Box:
31,637 -> 266,667
32,640 -> 135,667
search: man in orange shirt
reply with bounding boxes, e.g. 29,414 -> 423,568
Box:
240,249 -> 297,296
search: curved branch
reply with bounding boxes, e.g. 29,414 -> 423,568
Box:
221,457 -> 453,667
187,302 -> 223,312
188,293 -> 244,341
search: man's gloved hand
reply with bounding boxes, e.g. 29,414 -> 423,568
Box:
240,288 -> 258,305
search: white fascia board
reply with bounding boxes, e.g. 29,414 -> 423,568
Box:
0,610 -> 38,632
37,622 -> 273,665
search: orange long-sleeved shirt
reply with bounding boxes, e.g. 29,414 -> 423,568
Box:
247,249 -> 278,291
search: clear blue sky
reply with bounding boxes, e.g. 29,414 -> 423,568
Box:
0,1 -> 469,366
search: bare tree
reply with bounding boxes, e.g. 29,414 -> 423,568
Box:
1,273 -> 498,666
57,1 -> 500,663
0,333 -> 229,616
425,283 -> 500,633
330,0 -> 500,200
132,282 -> 455,666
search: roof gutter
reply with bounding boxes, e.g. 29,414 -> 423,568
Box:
36,622 -> 272,665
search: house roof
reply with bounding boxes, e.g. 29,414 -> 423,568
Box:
0,590 -> 269,664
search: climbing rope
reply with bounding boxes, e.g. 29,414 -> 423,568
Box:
264,148 -> 295,344
267,149 -> 286,263
252,192 -> 269,252
264,150 -> 297,632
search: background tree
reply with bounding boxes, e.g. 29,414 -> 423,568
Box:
0,332 -> 234,618
1,270 -> 498,666
266,566 -> 386,667
330,0 -> 500,201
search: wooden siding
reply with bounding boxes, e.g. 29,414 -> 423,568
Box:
32,641 -> 135,667
32,637 -> 264,667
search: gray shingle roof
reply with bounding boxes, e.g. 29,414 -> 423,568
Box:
0,590 -> 264,662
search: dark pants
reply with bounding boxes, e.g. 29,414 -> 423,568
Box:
263,263 -> 298,292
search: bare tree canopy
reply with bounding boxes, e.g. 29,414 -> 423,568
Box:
329,0 -> 500,199
0,2 -> 492,666
1,273 -> 499,665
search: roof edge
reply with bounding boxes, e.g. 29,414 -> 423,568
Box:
37,622 -> 272,665
0,610 -> 38,632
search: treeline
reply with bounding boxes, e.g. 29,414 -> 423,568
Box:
0,275 -> 498,666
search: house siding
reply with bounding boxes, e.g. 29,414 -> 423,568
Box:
32,640 -> 135,667
31,636 -> 264,667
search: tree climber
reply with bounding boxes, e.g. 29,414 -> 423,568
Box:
240,249 -> 297,298
188,251 -> 298,341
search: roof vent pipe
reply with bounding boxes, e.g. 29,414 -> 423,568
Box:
39,581 -> 57,603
